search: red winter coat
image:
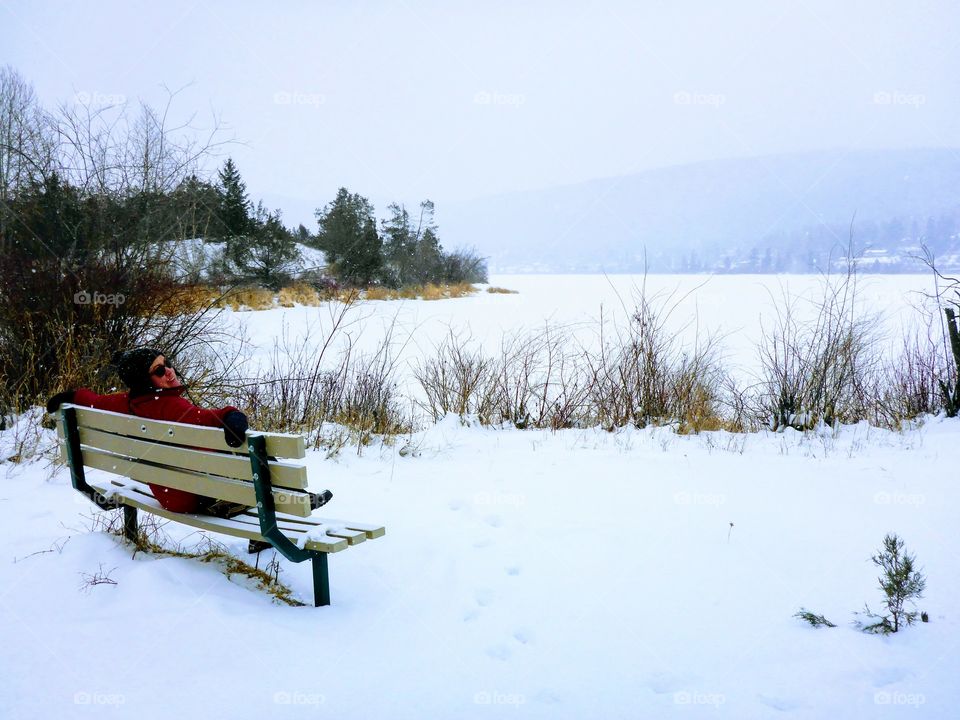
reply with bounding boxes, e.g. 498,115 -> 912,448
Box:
72,386 -> 240,513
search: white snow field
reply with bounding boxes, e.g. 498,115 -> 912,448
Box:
2,274 -> 958,719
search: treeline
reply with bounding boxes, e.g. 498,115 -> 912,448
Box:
213,162 -> 487,289
0,66 -> 484,409
315,188 -> 486,288
678,211 -> 960,274
4,151 -> 485,292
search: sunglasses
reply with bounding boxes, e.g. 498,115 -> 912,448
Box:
150,359 -> 174,378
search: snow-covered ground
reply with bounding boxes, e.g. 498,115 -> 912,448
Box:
2,274 -> 957,719
2,416 -> 957,718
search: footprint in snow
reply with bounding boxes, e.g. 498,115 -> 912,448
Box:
512,629 -> 534,645
485,514 -> 503,528
463,609 -> 479,623
473,538 -> 493,549
644,672 -> 700,695
872,667 -> 909,687
486,644 -> 512,661
757,694 -> 805,712
505,566 -> 521,576
475,589 -> 494,607
448,500 -> 463,511
533,689 -> 562,704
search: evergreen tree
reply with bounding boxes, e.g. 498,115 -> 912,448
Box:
9,173 -> 88,264
857,533 -> 927,634
171,174 -> 223,240
216,158 -> 251,241
357,216 -> 383,285
295,223 -> 312,245
381,200 -> 443,287
413,224 -> 443,283
380,202 -> 412,287
315,188 -> 382,286
232,203 -> 301,290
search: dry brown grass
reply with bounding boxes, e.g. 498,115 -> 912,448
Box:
676,387 -> 736,434
227,287 -> 275,311
363,283 -> 477,302
157,284 -> 277,313
158,285 -> 223,315
365,286 -> 399,301
278,283 -> 321,308
421,282 -> 476,300
487,286 -> 518,294
171,282 -> 479,309
225,283 -> 358,310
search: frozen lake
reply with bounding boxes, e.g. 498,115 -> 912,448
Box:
229,273 -> 946,385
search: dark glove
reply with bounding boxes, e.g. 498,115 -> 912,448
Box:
222,410 -> 248,448
46,390 -> 75,414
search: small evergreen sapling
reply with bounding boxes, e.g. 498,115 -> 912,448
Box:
794,608 -> 836,628
856,533 -> 926,634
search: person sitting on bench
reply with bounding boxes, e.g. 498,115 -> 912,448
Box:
46,347 -> 332,519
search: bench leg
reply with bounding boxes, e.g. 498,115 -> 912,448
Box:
123,506 -> 138,544
312,553 -> 330,607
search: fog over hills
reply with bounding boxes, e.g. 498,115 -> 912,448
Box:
441,148 -> 960,273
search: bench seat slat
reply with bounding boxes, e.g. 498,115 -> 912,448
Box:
78,445 -> 312,517
236,512 -> 387,540
96,479 -> 351,553
71,406 -> 306,459
225,514 -> 368,546
77,426 -> 308,490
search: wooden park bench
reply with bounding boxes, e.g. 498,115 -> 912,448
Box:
57,404 -> 385,606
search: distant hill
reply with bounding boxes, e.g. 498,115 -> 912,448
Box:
441,149 -> 960,273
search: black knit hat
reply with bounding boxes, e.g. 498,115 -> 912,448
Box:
108,347 -> 163,392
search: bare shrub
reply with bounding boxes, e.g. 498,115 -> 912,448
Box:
414,330 -> 495,422
916,244 -> 960,415
416,288 -> 732,434
0,406 -> 50,466
440,246 -> 488,284
755,262 -> 882,430
719,374 -> 755,433
491,324 -> 590,430
414,325 -> 590,429
78,563 -> 118,592
584,286 -> 729,432
875,325 -> 952,425
230,300 -> 410,449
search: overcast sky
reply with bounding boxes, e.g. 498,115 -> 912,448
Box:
4,0 -> 959,227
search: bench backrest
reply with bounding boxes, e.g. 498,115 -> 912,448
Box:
57,405 -> 313,517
